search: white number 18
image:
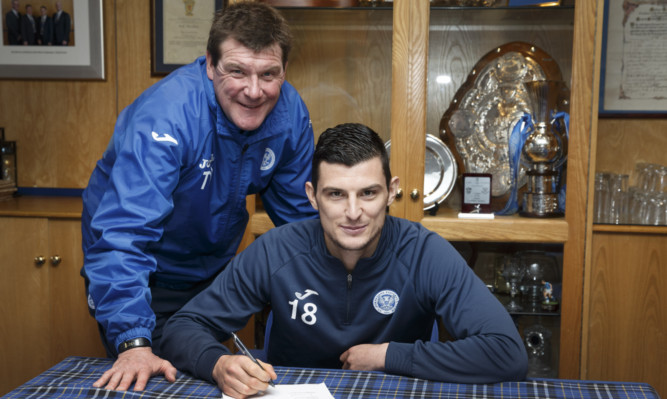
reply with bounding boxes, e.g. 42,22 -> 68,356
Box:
288,299 -> 318,325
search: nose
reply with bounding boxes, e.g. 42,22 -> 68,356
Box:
244,75 -> 262,100
345,198 -> 362,220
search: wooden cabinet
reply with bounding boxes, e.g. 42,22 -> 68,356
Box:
246,0 -> 603,380
0,198 -> 106,395
583,228 -> 666,397
581,98 -> 667,397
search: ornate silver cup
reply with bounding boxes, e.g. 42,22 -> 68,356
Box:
520,80 -> 569,217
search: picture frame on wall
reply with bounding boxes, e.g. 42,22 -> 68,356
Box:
0,0 -> 104,80
599,0 -> 667,117
151,0 -> 224,76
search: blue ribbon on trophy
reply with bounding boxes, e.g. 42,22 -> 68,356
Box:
496,110 -> 569,216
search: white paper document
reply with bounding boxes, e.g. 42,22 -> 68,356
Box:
222,382 -> 335,399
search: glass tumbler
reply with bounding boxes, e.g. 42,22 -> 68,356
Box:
593,172 -> 610,223
646,193 -> 666,225
608,173 -> 628,224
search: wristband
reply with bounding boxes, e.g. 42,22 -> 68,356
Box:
117,337 -> 151,354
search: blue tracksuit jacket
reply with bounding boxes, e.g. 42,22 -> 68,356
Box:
161,216 -> 528,383
81,56 -> 317,351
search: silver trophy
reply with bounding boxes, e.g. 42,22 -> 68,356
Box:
520,80 -> 569,217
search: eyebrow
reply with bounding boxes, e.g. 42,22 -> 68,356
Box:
221,61 -> 283,73
221,62 -> 244,71
321,184 -> 384,193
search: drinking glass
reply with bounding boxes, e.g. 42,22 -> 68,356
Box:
631,190 -> 650,224
502,256 -> 525,312
593,172 -> 610,223
654,165 -> 666,193
608,173 -> 628,224
634,162 -> 653,192
619,188 -> 635,224
524,323 -> 555,378
519,251 -> 559,311
646,194 -> 666,225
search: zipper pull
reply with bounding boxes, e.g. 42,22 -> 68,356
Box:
347,273 -> 352,289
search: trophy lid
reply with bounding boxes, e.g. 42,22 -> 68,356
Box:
524,80 -> 569,123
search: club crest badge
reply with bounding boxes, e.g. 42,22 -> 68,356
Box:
373,290 -> 399,315
261,147 -> 276,171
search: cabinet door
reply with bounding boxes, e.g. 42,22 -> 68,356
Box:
586,232 -> 667,397
0,217 -> 50,395
48,219 -> 106,364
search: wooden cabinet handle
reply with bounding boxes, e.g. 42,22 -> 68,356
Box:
34,256 -> 46,266
50,255 -> 62,266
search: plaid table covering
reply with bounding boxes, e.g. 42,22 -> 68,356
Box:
4,356 -> 660,399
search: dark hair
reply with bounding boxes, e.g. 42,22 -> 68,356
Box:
311,123 -> 391,191
207,2 -> 292,68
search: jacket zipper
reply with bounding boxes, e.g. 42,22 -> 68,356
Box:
232,142 -> 249,212
345,273 -> 352,324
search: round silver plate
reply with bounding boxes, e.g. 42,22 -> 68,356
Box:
385,134 -> 457,211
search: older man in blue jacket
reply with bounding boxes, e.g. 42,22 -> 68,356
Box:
82,2 -> 317,392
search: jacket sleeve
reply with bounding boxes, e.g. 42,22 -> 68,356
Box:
260,92 -> 318,226
160,239 -> 271,383
83,106 -> 184,351
385,236 -> 528,383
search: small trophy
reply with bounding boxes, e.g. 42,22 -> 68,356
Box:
541,280 -> 559,312
520,80 -> 569,217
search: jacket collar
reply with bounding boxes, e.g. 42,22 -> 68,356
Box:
315,215 -> 395,279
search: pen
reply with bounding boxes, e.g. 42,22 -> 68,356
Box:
231,331 -> 276,387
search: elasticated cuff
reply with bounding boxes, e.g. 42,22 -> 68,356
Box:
384,342 -> 414,376
196,346 -> 230,384
113,327 -> 152,353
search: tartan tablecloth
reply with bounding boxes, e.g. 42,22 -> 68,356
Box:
4,356 -> 660,399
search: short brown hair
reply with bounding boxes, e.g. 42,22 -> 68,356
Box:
207,2 -> 292,68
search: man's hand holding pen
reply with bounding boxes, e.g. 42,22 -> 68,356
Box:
211,333 -> 277,399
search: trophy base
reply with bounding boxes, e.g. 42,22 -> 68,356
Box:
520,192 -> 562,218
520,210 -> 564,218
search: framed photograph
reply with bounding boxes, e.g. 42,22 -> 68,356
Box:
0,0 -> 104,80
152,0 -> 224,75
599,0 -> 667,116
461,173 -> 493,214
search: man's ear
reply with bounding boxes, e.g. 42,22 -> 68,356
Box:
205,52 -> 215,81
387,176 -> 400,207
305,182 -> 319,211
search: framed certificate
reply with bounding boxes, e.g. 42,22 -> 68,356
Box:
461,173 -> 492,213
599,0 -> 667,116
151,0 -> 224,75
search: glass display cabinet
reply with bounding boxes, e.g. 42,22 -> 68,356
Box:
246,0 -> 602,379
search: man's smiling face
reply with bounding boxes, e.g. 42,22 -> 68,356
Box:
206,38 -> 285,132
306,158 -> 398,262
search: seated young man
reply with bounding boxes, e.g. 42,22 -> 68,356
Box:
161,123 -> 528,398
